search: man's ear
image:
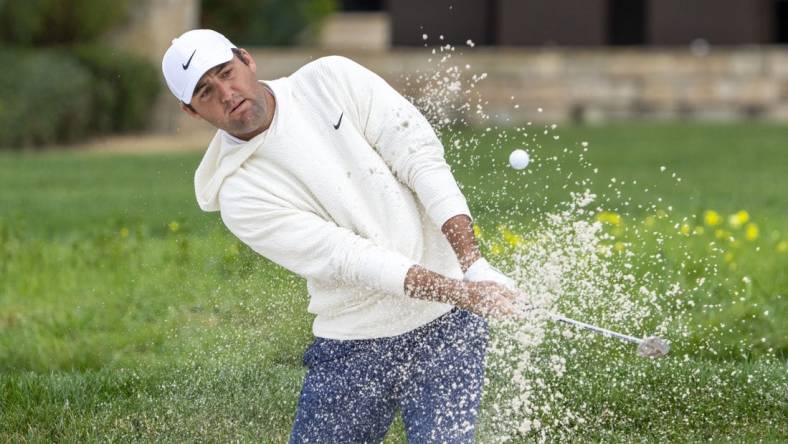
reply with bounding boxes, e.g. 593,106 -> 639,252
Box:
180,102 -> 202,120
237,48 -> 257,74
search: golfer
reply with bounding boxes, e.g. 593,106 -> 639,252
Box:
162,29 -> 522,443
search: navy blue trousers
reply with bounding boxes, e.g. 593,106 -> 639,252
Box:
289,309 -> 489,443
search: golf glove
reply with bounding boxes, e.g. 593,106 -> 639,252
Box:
463,257 -> 517,291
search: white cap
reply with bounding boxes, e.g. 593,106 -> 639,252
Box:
162,29 -> 236,104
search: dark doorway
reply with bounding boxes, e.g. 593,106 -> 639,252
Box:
608,0 -> 646,45
340,0 -> 383,11
389,0 -> 492,46
777,0 -> 788,42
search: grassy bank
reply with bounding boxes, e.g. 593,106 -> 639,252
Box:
1,123 -> 786,442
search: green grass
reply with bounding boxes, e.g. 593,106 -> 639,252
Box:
1,123 -> 786,442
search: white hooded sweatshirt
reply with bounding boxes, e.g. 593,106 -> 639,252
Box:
194,56 -> 471,340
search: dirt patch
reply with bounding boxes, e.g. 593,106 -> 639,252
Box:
76,130 -> 216,154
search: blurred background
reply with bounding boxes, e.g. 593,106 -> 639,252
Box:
2,0 -> 788,148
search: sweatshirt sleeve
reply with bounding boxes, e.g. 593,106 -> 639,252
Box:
319,56 -> 472,227
218,183 -> 416,298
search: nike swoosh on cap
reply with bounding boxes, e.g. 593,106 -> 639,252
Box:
182,49 -> 196,70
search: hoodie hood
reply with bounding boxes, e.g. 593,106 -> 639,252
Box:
194,79 -> 285,212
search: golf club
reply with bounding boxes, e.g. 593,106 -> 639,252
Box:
550,313 -> 670,358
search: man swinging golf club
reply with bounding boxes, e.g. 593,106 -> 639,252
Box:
162,29 -> 522,443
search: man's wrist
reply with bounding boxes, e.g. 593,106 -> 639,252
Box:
459,250 -> 482,273
404,264 -> 468,305
441,214 -> 481,272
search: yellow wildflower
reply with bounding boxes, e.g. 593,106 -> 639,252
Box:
473,224 -> 483,239
596,211 -> 622,226
614,241 -> 625,252
744,223 -> 759,241
498,225 -> 523,246
490,243 -> 503,256
728,210 -> 750,229
168,221 -> 180,233
644,216 -> 656,227
777,241 -> 788,253
679,223 -> 691,236
507,234 -> 524,246
119,227 -> 129,238
704,210 -> 721,227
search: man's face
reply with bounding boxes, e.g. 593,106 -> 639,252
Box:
184,49 -> 268,139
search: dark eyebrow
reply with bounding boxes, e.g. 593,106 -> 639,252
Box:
193,61 -> 231,97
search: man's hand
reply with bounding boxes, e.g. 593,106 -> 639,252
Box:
462,257 -> 531,318
404,265 -> 523,320
463,280 -> 524,319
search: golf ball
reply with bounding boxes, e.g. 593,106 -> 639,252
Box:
509,149 -> 530,170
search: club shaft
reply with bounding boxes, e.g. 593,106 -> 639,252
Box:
550,313 -> 642,344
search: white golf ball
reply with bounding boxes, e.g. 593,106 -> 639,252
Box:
509,149 -> 530,170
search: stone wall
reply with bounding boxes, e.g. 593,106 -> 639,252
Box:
105,2 -> 788,133
155,47 -> 788,134
242,47 -> 788,126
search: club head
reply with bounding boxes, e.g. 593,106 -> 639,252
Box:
636,336 -> 670,358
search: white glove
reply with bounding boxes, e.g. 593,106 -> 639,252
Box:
463,257 -> 517,291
